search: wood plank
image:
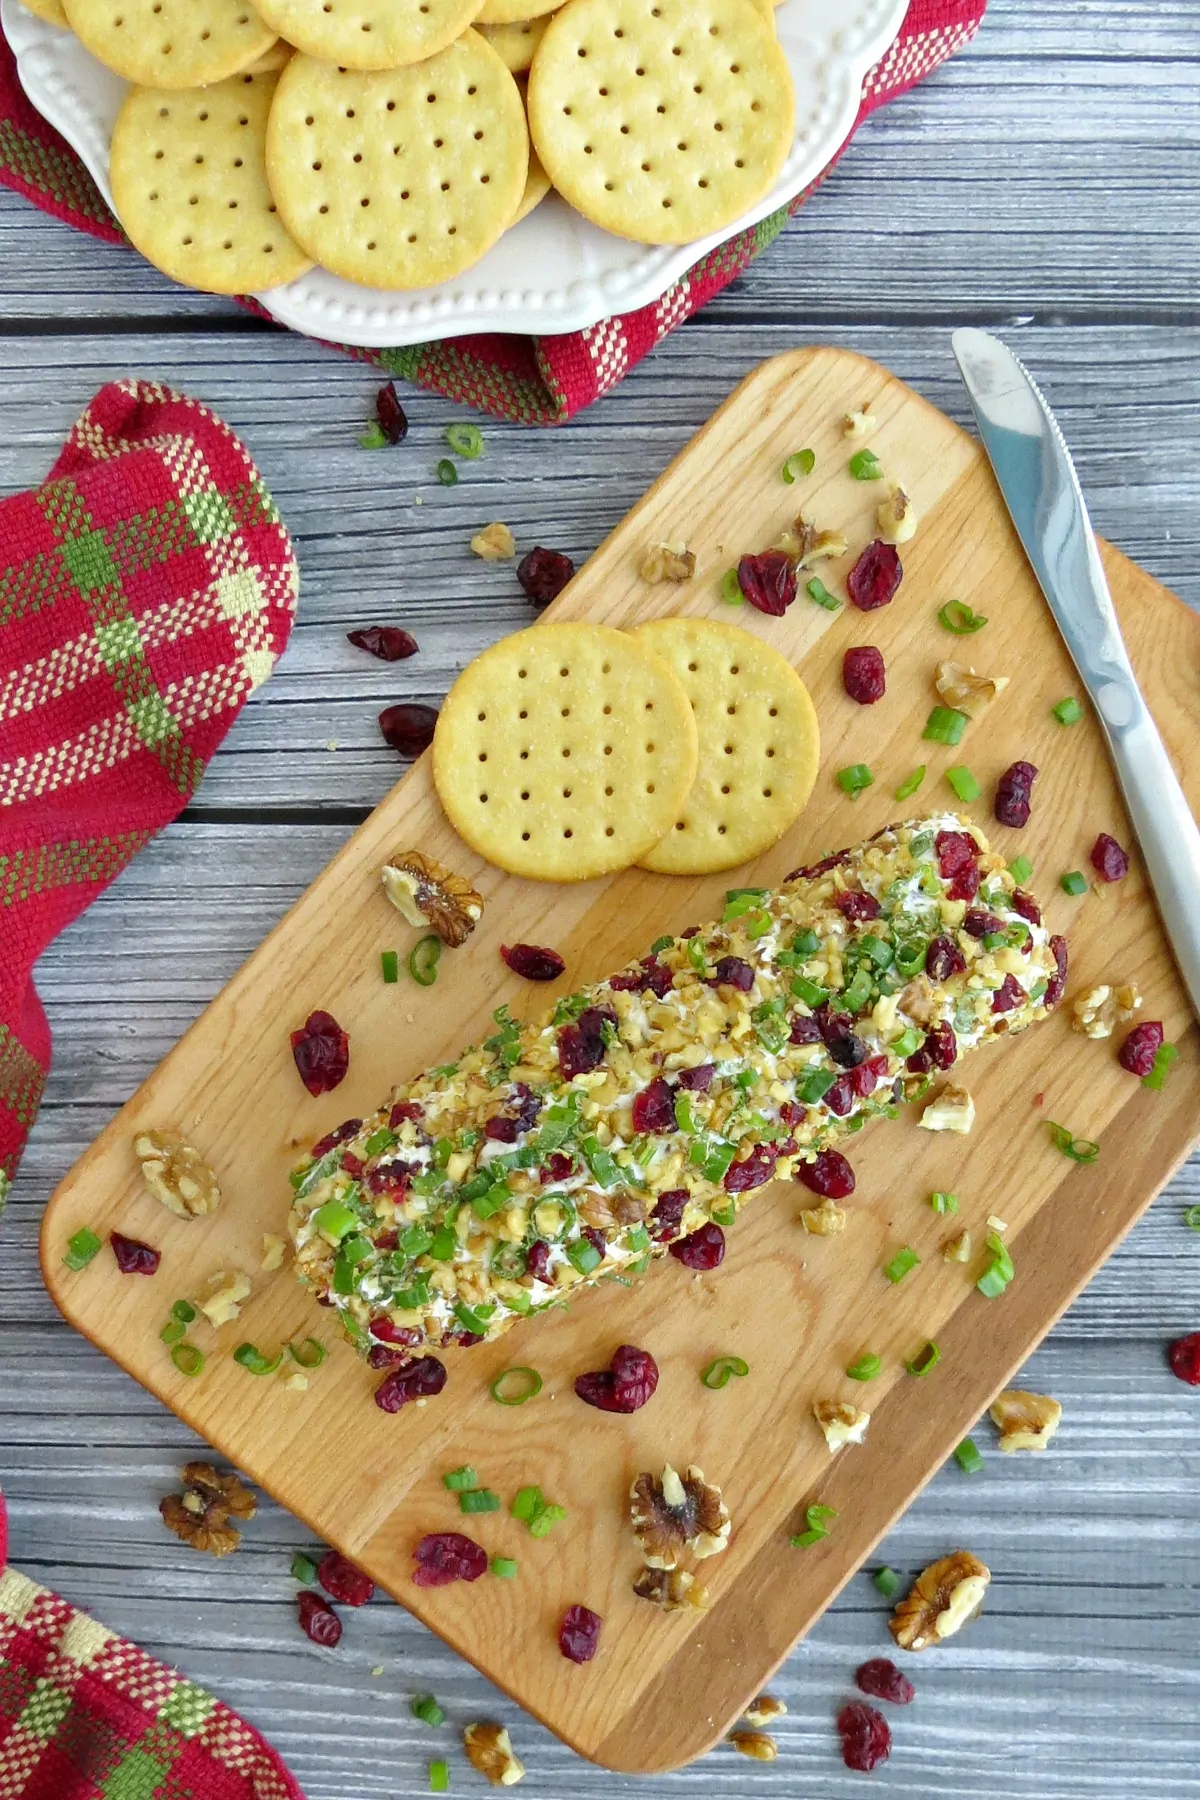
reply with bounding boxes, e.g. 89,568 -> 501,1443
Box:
34,347 -> 1200,1771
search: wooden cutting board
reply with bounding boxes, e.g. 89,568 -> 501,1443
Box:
42,347 -> 1200,1774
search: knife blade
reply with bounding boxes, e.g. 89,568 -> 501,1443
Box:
952,326 -> 1200,1023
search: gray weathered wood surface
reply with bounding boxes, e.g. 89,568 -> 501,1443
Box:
3,2 -> 1199,1793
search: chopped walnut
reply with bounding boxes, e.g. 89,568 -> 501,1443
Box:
897,974 -> 939,1028
1071,982 -> 1141,1040
889,1551 -> 990,1652
843,406 -> 877,439
133,1129 -> 221,1220
463,1723 -> 525,1787
743,1694 -> 787,1728
813,1399 -> 870,1453
381,851 -> 483,948
730,1731 -> 777,1761
260,1233 -> 286,1272
777,516 -> 849,569
989,1388 -> 1063,1452
282,1370 -> 309,1393
943,1228 -> 973,1264
197,1269 -> 251,1328
639,542 -> 696,584
470,521 -> 516,561
630,1464 -> 730,1569
159,1462 -> 256,1557
919,1083 -> 976,1136
934,659 -> 1010,718
800,1200 -> 847,1235
876,485 -> 918,546
632,1565 -> 710,1611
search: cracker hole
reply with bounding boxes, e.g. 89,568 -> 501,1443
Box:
520,750 -> 529,760
521,790 -> 530,801
561,748 -> 571,758
478,752 -> 487,762
605,827 -> 615,837
479,793 -> 488,803
563,829 -> 573,839
763,789 -> 773,798
522,832 -> 531,841
562,787 -> 572,798
766,747 -> 776,759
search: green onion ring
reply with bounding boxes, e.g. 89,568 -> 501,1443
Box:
700,1354 -> 750,1391
1047,1121 -> 1100,1164
1185,1205 -> 1200,1232
233,1342 -> 284,1376
445,422 -> 484,460
288,1337 -> 327,1368
938,599 -> 987,634
171,1342 -> 205,1378
436,458 -> 458,487
409,933 -> 442,986
905,1340 -> 941,1378
781,448 -> 815,484
489,1366 -> 543,1406
721,567 -> 744,605
160,1319 -> 186,1345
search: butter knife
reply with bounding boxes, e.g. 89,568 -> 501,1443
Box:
952,326 -> 1200,1021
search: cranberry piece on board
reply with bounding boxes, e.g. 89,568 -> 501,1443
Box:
837,1700 -> 892,1772
374,380 -> 408,445
723,1142 -> 779,1193
379,703 -> 438,758
709,955 -> 755,991
111,1232 -> 160,1275
347,626 -> 418,662
907,1021 -> 957,1074
846,540 -> 902,611
525,1239 -> 554,1282
517,546 -> 575,607
834,889 -> 881,922
669,1223 -> 725,1271
310,1118 -> 363,1158
963,910 -> 1002,940
290,1010 -> 350,1097
1167,1331 -> 1200,1385
574,1344 -> 659,1414
1118,1019 -> 1164,1076
992,974 -> 1025,1013
632,1078 -> 677,1134
374,1356 -> 447,1412
1091,832 -> 1130,882
935,830 -> 977,881
411,1532 -> 489,1587
318,1551 -> 375,1608
297,1591 -> 342,1647
925,936 -> 966,981
994,760 -> 1038,829
649,1188 -> 689,1242
737,549 -> 797,616
1045,933 -> 1069,1009
798,1150 -> 856,1199
675,1062 -> 715,1091
558,1604 -> 603,1663
843,645 -> 886,704
501,943 -> 566,982
856,1658 -> 915,1705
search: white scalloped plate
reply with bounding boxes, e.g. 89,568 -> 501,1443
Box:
3,0 -> 907,348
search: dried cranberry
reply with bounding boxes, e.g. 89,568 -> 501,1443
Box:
374,1356 -> 447,1413
365,1162 -> 413,1197
816,1005 -> 854,1047
963,909 -> 1002,940
780,1101 -> 803,1128
837,1701 -> 891,1772
790,1014 -> 822,1044
341,1152 -> 365,1179
907,1021 -> 957,1074
483,1114 -> 519,1142
501,942 -> 566,982
367,1344 -> 403,1369
737,549 -> 796,616
390,1101 -> 421,1128
788,852 -> 848,882
675,1062 -> 715,1091
370,1318 -> 421,1348
110,1232 -> 159,1275
828,1032 -> 868,1068
542,1153 -> 574,1185
709,956 -> 754,991
525,1240 -> 554,1282
632,1077 -> 676,1134
650,1188 -> 688,1242
834,889 -> 881,922
311,1118 -> 363,1158
298,1591 -> 342,1647
517,546 -> 574,607
582,1225 -> 607,1262
610,956 -> 673,999
845,1056 -> 885,1100
948,861 -> 981,902
799,1150 -> 856,1198
925,936 -> 966,981
411,1532 -> 488,1588
347,626 -> 418,662
669,1223 -> 725,1271
1118,1019 -> 1164,1076
1011,889 -> 1042,926
291,1010 -> 350,1097
992,974 -> 1024,1013
855,1658 -> 915,1705
843,645 -> 886,704
373,1229 -> 399,1252
556,1005 -> 617,1079
1045,933 -> 1069,1009
1167,1331 -> 1200,1385
558,1604 -> 603,1664
935,829 -> 978,879
846,540 -> 902,611
723,1142 -> 779,1193
825,1076 -> 854,1116
1091,832 -> 1130,882
374,380 -> 408,445
318,1551 -> 375,1608
574,1344 -> 659,1414
379,703 -> 438,758
994,760 -> 1038,830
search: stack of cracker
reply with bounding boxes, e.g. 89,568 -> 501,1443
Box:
27,0 -> 797,295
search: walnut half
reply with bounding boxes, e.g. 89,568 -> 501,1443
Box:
813,1400 -> 870,1453
743,1694 -> 787,1728
381,851 -> 483,948
876,485 -> 918,546
777,516 -> 848,568
630,1464 -> 730,1569
463,1724 -> 525,1787
133,1129 -> 221,1219
159,1462 -> 256,1557
889,1551 -> 990,1651
989,1388 -> 1063,1452
639,542 -> 696,584
470,521 -> 516,561
934,659 -> 1009,718
729,1731 -> 777,1761
918,1083 -> 976,1136
1071,982 -> 1141,1040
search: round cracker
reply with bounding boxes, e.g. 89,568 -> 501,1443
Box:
253,0 -> 483,72
631,618 -> 819,875
528,0 -> 794,247
20,0 -> 70,28
111,73 -> 312,296
62,0 -> 275,90
433,623 -> 700,884
477,14 -> 551,70
477,0 -> 558,22
512,144 -> 552,224
266,38 -> 529,292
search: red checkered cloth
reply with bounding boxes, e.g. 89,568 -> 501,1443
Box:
0,379 -> 299,1194
0,0 -> 985,423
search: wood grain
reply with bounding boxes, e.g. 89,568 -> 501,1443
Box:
36,347 -> 1200,1771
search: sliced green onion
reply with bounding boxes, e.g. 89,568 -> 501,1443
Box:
849,449 -> 884,481
1008,855 -> 1034,884
234,1342 -> 284,1376
291,1552 -> 319,1584
922,706 -> 968,746
905,1340 -> 940,1377
528,1503 -> 566,1539
63,1228 -> 102,1271
408,933 -> 442,986
313,1197 -> 358,1241
938,599 -> 987,634
883,1246 -> 920,1284
798,1069 -> 837,1105
846,1353 -> 881,1382
837,763 -> 874,799
721,567 -> 744,605
650,934 -> 674,955
453,1300 -> 493,1336
160,1319 -> 186,1345
1185,1205 -> 1200,1232
945,765 -> 981,803
806,577 -> 840,611
1143,1044 -> 1179,1091
744,908 -> 773,940
491,1556 -> 519,1579
412,1695 -> 446,1728
701,1354 -> 749,1391
580,1136 -> 622,1192
791,928 -> 821,957
872,1565 -> 902,1597
429,1759 -> 450,1793
976,1231 -> 1015,1299
790,974 -> 827,1008
445,422 -> 484,460
890,1024 -> 922,1058
381,949 -> 400,984
443,1465 -> 479,1491
171,1342 -> 205,1378
1060,870 -> 1088,896
288,1337 -> 327,1368
511,1485 -> 543,1522
687,936 -> 708,974
1047,1121 -> 1100,1164
781,448 -> 816,483
435,459 -> 457,487
929,1190 -> 958,1215
1052,696 -> 1084,726
489,1366 -> 543,1406
790,1502 -> 838,1548
894,765 -> 926,802
954,1436 -> 984,1474
359,422 -> 387,451
172,1299 -> 196,1323
459,1488 -> 502,1514
723,888 -> 765,920
710,1200 -> 737,1227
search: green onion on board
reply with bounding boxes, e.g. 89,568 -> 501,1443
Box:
938,600 -> 987,634
700,1355 -> 749,1390
443,1467 -> 479,1492
905,1341 -> 941,1378
409,934 -> 442,986
922,706 -> 968,746
63,1228 -> 102,1271
945,765 -> 981,803
781,448 -> 815,483
837,763 -> 874,799
894,765 -> 926,801
883,1246 -> 920,1284
1060,871 -> 1088,895
846,1353 -> 882,1382
849,449 -> 884,481
1052,696 -> 1084,725
489,1367 -> 543,1406
1047,1121 -> 1100,1164
790,1503 -> 838,1549
721,568 -> 744,605
806,577 -> 840,611
381,949 -> 399,984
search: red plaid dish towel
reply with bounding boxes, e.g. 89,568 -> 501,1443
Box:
0,0 -> 986,423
